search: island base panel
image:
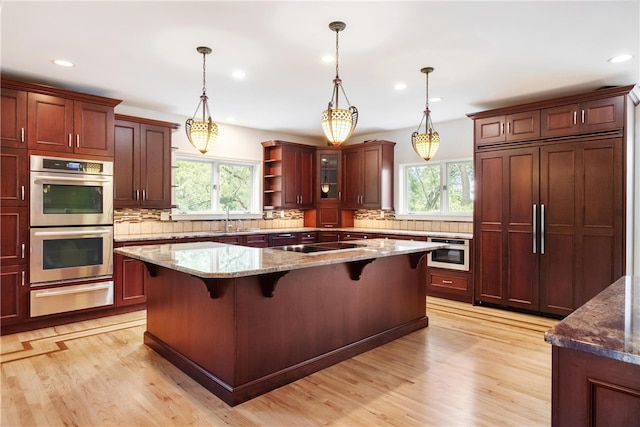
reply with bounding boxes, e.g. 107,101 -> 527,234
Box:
552,346 -> 640,426
143,254 -> 428,406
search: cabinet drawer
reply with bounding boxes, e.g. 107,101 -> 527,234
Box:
429,273 -> 468,291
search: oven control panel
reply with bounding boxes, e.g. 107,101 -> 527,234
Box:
31,155 -> 113,176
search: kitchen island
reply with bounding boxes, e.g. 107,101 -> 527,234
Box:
544,276 -> 640,426
114,238 -> 447,406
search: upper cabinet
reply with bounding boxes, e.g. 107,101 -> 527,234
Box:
1,78 -> 121,158
262,140 -> 314,210
540,96 -> 625,138
473,110 -> 540,146
341,140 -> 395,210
114,115 -> 177,209
1,88 -> 27,148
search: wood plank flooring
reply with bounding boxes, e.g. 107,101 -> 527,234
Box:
1,298 -> 558,426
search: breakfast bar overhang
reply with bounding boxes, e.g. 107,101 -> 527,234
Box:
115,239 -> 448,406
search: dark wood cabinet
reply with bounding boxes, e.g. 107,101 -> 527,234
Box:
470,85 -> 632,316
426,268 -> 473,304
298,231 -> 317,244
262,140 -> 314,210
0,147 -> 27,207
27,93 -> 116,157
269,232 -> 298,247
341,140 -> 395,210
114,115 -> 176,209
318,231 -> 340,242
474,110 -> 540,146
0,207 -> 28,266
2,78 -> 120,158
339,231 -> 377,241
0,264 -> 28,326
316,148 -> 342,227
541,96 -> 625,138
1,88 -> 27,148
243,234 -> 270,247
115,254 -> 147,306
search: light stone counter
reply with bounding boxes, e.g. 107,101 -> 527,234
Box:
114,238 -> 449,279
544,275 -> 640,365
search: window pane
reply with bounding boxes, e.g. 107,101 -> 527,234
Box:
219,163 -> 252,212
407,165 -> 441,212
175,160 -> 212,212
447,161 -> 474,213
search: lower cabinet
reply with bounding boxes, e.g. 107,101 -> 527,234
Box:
426,268 -> 473,303
114,254 -> 147,307
0,264 -> 28,326
269,232 -> 298,246
318,231 -> 340,242
339,231 -> 377,241
243,234 -> 269,248
298,231 -> 317,244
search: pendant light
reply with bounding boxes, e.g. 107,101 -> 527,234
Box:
411,67 -> 440,161
321,21 -> 358,146
186,46 -> 218,154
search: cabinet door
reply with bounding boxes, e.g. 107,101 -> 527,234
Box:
0,147 -> 27,206
298,147 -> 315,208
281,146 -> 299,208
341,147 -> 362,208
140,124 -> 171,208
1,88 -> 27,148
1,264 -> 27,326
361,144 -> 382,208
506,110 -> 540,142
580,96 -> 624,133
0,207 -> 28,266
541,103 -> 580,138
244,234 -> 270,248
269,233 -> 298,246
73,101 -> 114,157
540,138 -> 623,314
27,93 -> 74,153
474,115 -> 505,146
474,148 -> 539,310
114,119 -> 141,207
115,254 -> 147,306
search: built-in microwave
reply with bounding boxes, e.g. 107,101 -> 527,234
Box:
30,155 -> 113,227
427,237 -> 470,271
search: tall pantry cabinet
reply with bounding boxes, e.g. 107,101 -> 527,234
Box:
470,85 -> 638,317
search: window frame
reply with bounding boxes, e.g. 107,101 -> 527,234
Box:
397,157 -> 474,221
171,154 -> 263,221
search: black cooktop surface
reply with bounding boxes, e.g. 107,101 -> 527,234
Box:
273,241 -> 362,254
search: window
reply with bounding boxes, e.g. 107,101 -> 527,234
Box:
174,156 -> 260,215
403,159 -> 473,216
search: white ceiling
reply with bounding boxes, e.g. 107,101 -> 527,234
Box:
2,1 -> 638,139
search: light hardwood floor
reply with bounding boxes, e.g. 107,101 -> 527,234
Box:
1,298 -> 558,426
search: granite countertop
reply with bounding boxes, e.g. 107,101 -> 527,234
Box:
544,276 -> 640,365
114,227 -> 473,243
114,238 -> 449,279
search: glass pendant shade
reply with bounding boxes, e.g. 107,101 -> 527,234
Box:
186,46 -> 217,154
411,130 -> 440,161
321,21 -> 357,146
412,67 -> 439,161
321,107 -> 357,146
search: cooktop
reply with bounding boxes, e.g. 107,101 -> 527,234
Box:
272,241 -> 362,254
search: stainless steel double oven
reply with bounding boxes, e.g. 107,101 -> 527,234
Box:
29,155 -> 114,317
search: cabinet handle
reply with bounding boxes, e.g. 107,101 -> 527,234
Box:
136,190 -> 140,200
20,128 -> 25,143
21,185 -> 25,201
501,122 -> 505,135
21,243 -> 25,259
442,280 -> 453,284
507,121 -> 511,134
581,110 -> 585,124
532,204 -> 537,254
68,133 -> 72,148
338,191 -> 341,201
21,271 -> 25,286
541,204 -> 545,255
76,134 -> 80,148
142,190 -> 146,200
573,111 -> 577,125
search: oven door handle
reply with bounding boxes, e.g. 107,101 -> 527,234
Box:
33,176 -> 111,183
33,283 -> 111,297
32,229 -> 112,237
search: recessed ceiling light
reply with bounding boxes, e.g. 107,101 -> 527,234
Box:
52,59 -> 75,68
429,97 -> 442,103
608,54 -> 632,63
322,55 -> 334,63
232,70 -> 246,79
394,82 -> 407,91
